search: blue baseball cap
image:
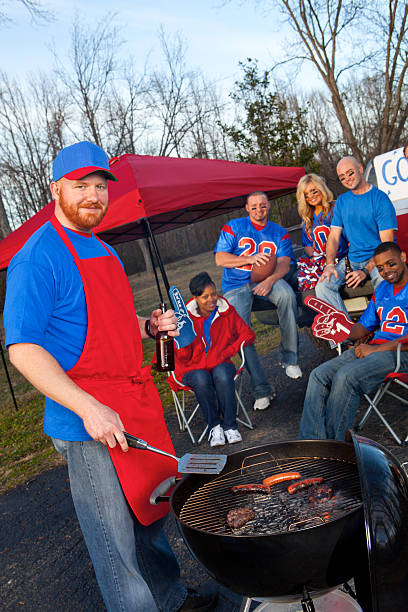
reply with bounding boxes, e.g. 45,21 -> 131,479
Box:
52,141 -> 118,182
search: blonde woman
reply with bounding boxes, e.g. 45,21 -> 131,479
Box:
296,173 -> 348,290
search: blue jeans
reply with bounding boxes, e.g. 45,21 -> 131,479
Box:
224,274 -> 298,398
315,257 -> 382,315
299,348 -> 408,441
52,438 -> 186,612
182,361 -> 237,429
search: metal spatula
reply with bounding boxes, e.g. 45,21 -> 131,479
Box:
124,432 -> 227,475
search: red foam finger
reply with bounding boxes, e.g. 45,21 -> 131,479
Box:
310,309 -> 353,342
304,296 -> 339,316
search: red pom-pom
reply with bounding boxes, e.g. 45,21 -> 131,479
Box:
250,253 -> 277,283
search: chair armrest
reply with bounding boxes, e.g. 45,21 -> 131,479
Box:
166,370 -> 190,391
238,341 -> 246,371
395,341 -> 403,373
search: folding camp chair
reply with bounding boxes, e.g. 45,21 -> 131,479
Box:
167,341 -> 253,445
356,340 -> 408,445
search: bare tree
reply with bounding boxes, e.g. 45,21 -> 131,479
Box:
104,62 -> 150,157
183,77 -> 231,159
374,0 -> 408,152
0,72 -> 68,226
275,0 -> 368,160
144,30 -> 197,156
0,0 -> 53,25
53,15 -> 122,147
273,0 -> 408,161
144,29 -> 228,158
0,190 -> 11,238
302,89 -> 345,193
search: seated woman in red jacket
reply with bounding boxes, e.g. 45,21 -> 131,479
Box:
174,271 -> 255,448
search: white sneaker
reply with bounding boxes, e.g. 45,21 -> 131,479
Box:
208,424 -> 226,447
224,429 -> 242,444
285,364 -> 302,379
253,396 -> 270,410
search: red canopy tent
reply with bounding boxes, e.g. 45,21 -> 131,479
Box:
0,154 -> 305,270
0,154 -> 304,410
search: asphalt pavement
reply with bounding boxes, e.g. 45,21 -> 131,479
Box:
2,332 -> 408,611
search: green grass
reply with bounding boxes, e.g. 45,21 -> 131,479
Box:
0,394 -> 64,494
0,250 -> 280,493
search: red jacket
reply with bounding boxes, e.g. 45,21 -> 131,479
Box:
171,296 -> 255,386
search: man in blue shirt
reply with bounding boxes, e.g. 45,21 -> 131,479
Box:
316,156 -> 397,314
299,241 -> 408,441
4,141 -> 215,612
214,191 -> 302,412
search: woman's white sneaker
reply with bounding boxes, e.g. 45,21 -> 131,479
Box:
285,364 -> 302,379
224,429 -> 242,444
208,424 -> 226,447
253,396 -> 270,410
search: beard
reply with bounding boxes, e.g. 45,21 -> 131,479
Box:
58,194 -> 107,230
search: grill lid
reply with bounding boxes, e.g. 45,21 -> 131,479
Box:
349,430 -> 408,612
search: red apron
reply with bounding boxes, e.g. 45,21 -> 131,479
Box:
50,216 -> 177,526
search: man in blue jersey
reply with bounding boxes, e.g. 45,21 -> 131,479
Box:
316,156 -> 397,314
299,241 -> 408,441
215,191 -> 302,411
3,142 -> 215,612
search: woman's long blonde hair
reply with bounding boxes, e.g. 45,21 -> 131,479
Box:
297,173 -> 334,236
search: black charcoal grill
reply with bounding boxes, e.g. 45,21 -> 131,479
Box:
151,434 -> 408,611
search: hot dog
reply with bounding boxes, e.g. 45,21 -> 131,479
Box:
288,477 -> 324,494
262,472 -> 301,487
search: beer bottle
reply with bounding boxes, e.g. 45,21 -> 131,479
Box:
345,255 -> 352,276
155,303 -> 175,372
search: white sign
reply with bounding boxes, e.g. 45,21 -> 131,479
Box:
374,147 -> 408,203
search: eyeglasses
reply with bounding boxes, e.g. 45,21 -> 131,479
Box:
304,189 -> 320,200
338,170 -> 355,183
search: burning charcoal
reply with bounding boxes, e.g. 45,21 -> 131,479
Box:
308,483 -> 333,504
226,507 -> 256,529
232,484 -> 270,494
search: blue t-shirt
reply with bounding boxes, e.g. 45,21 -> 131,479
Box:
214,217 -> 295,293
359,280 -> 408,342
203,308 -> 217,352
331,186 -> 397,262
302,207 -> 348,259
4,221 -> 122,441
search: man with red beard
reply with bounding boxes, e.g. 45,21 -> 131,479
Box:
3,142 -> 216,612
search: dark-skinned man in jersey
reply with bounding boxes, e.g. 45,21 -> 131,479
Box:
299,241 -> 408,441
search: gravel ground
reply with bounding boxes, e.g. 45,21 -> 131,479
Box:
2,331 -> 408,611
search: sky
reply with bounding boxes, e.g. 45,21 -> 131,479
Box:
0,0 -> 321,93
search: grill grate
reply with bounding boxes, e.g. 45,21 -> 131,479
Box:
179,455 -> 362,535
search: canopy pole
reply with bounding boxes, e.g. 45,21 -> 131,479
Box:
143,218 -> 171,300
0,340 -> 18,411
144,229 -> 165,304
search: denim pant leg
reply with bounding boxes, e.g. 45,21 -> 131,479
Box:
182,369 -> 221,429
350,258 -> 383,290
223,285 -> 273,398
52,438 -> 185,612
325,349 -> 407,440
315,258 -> 348,314
211,361 -> 238,430
266,278 -> 299,365
299,349 -> 358,439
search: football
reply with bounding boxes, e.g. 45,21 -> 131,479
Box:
250,253 -> 277,283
